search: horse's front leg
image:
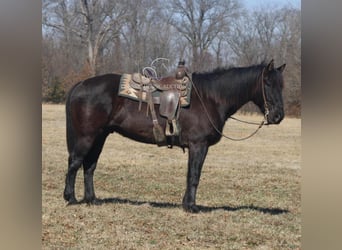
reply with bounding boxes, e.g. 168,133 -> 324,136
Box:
183,142 -> 208,213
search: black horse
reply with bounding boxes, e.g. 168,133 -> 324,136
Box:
64,59 -> 286,213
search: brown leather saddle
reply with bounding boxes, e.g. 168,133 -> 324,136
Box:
121,61 -> 191,146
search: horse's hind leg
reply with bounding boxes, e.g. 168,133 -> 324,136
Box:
64,155 -> 83,204
64,135 -> 95,204
81,132 -> 109,204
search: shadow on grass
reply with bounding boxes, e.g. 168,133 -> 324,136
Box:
90,197 -> 289,215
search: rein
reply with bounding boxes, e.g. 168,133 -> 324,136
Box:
189,68 -> 270,141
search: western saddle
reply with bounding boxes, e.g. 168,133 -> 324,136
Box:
129,60 -> 191,147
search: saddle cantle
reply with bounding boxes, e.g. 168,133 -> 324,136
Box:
118,61 -> 191,146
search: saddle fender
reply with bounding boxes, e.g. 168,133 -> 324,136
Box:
159,90 -> 181,120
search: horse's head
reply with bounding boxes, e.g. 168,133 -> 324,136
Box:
255,59 -> 286,124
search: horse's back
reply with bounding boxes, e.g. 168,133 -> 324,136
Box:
67,74 -> 120,101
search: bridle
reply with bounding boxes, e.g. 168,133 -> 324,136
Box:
189,66 -> 270,141
260,67 -> 270,124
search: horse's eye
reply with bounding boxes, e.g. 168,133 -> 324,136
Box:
264,80 -> 272,87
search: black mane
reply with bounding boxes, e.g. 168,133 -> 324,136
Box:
192,63 -> 267,103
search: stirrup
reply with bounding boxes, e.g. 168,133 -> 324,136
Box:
165,119 -> 180,136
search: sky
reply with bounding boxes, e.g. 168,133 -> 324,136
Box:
243,0 -> 301,10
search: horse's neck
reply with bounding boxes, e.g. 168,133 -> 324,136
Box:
192,69 -> 259,122
219,74 -> 259,120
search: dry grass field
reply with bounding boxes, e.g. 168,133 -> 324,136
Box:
42,104 -> 301,249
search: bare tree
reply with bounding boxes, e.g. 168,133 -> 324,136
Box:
227,12 -> 262,65
165,0 -> 241,72
43,0 -> 129,76
121,0 -> 160,72
253,10 -> 280,61
277,7 -> 301,115
43,0 -> 85,71
77,0 -> 129,75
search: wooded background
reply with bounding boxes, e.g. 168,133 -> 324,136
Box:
42,0 -> 301,116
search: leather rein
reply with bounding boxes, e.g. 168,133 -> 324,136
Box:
189,67 -> 270,141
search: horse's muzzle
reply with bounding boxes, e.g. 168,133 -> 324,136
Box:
267,109 -> 284,124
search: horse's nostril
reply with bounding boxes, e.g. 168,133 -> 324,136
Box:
274,113 -> 283,123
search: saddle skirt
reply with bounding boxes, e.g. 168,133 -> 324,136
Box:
118,73 -> 192,107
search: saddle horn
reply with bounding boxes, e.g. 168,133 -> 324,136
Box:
176,60 -> 186,79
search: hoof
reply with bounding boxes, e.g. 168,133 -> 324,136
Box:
66,198 -> 78,205
183,203 -> 200,213
64,192 -> 78,205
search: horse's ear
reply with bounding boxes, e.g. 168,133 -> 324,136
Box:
277,63 -> 286,73
266,59 -> 275,71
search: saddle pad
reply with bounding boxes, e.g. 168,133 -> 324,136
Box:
118,74 -> 192,107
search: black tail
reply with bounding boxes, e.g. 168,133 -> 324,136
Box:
65,82 -> 82,154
